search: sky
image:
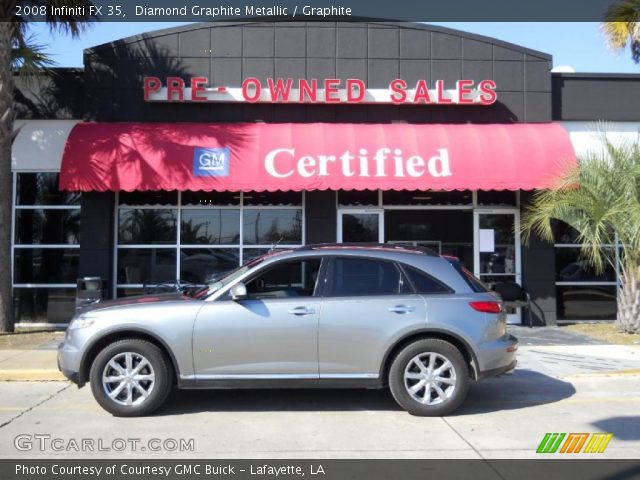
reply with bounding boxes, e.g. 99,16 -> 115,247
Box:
28,22 -> 640,73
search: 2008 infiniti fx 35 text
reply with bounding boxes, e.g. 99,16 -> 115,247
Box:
58,244 -> 517,417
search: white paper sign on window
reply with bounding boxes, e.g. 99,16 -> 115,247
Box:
479,229 -> 495,252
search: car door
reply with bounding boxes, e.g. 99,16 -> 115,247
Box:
192,257 -> 324,378
318,256 -> 427,378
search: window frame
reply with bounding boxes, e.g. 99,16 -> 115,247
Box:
552,221 -> 619,321
12,171 -> 81,325
12,171 -> 81,290
113,191 -> 306,294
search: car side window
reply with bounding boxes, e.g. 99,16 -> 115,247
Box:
244,259 -> 322,300
402,265 -> 452,294
327,257 -> 409,297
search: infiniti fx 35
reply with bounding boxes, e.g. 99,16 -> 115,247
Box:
58,244 -> 518,417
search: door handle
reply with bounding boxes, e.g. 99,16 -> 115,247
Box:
288,306 -> 316,316
388,305 -> 415,314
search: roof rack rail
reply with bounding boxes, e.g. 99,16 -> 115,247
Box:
296,243 -> 439,256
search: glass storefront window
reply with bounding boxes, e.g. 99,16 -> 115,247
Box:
14,248 -> 80,284
15,209 -> 80,245
243,209 -> 302,245
115,193 -> 305,290
117,248 -> 177,284
383,190 -> 472,206
552,220 -> 582,244
478,213 -> 516,277
13,172 -> 82,324
118,208 -> 177,244
551,220 -> 613,246
385,210 -> 473,268
181,210 -> 240,245
180,248 -> 240,284
342,213 -> 380,243
556,285 -> 617,321
16,173 -> 80,206
13,288 -> 76,323
552,219 -> 618,321
555,247 -> 616,282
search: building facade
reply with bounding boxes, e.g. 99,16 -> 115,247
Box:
11,21 -> 640,327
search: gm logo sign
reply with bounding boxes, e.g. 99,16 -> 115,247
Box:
193,147 -> 230,177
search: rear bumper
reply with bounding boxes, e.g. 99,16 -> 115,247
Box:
477,359 -> 517,380
475,333 -> 518,380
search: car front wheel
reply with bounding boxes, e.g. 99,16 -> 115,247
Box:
89,339 -> 173,417
389,339 -> 470,416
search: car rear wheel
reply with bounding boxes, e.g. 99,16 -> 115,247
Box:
388,339 -> 469,416
89,339 -> 173,417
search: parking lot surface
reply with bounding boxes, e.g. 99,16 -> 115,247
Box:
1,342 -> 639,459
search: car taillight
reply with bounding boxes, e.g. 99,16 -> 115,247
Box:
469,301 -> 503,313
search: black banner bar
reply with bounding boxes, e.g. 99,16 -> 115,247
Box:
3,460 -> 640,480
13,0 -> 633,22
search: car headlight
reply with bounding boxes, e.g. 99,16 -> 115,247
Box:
68,316 -> 98,330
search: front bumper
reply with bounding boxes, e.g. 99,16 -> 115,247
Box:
57,340 -> 84,386
476,333 -> 518,380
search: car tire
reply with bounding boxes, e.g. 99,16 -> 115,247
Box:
89,339 -> 173,417
388,339 -> 469,416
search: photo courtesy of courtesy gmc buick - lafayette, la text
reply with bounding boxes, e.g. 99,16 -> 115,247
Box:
58,244 -> 518,417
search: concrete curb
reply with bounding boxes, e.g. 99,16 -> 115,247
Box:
0,370 -> 66,382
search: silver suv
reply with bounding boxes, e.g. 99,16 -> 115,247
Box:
58,244 -> 517,417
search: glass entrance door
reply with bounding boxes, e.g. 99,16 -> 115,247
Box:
337,209 -> 384,243
474,210 -> 522,324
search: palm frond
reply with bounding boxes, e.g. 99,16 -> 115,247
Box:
522,129 -> 640,275
602,0 -> 640,60
26,0 -> 97,38
12,34 -> 55,73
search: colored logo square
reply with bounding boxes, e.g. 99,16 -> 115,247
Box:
193,147 -> 230,177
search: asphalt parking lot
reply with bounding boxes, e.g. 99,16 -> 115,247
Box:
1,328 -> 639,459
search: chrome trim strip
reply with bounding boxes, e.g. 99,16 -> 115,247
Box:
181,373 -> 379,380
182,374 -> 319,380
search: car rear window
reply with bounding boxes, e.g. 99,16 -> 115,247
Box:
402,265 -> 452,294
446,258 -> 489,293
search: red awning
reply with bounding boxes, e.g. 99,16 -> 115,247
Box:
59,122 -> 576,192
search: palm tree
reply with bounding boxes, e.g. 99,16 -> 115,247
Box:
521,133 -> 640,334
602,0 -> 640,63
0,1 -> 94,332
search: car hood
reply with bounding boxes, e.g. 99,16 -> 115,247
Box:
78,292 -> 192,314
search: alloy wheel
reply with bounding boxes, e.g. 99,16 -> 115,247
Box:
102,352 -> 156,406
403,352 -> 457,405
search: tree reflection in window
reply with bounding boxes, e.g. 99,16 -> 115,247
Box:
243,210 -> 302,245
181,210 -> 240,245
118,209 -> 177,244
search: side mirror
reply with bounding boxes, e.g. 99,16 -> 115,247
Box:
229,282 -> 248,301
